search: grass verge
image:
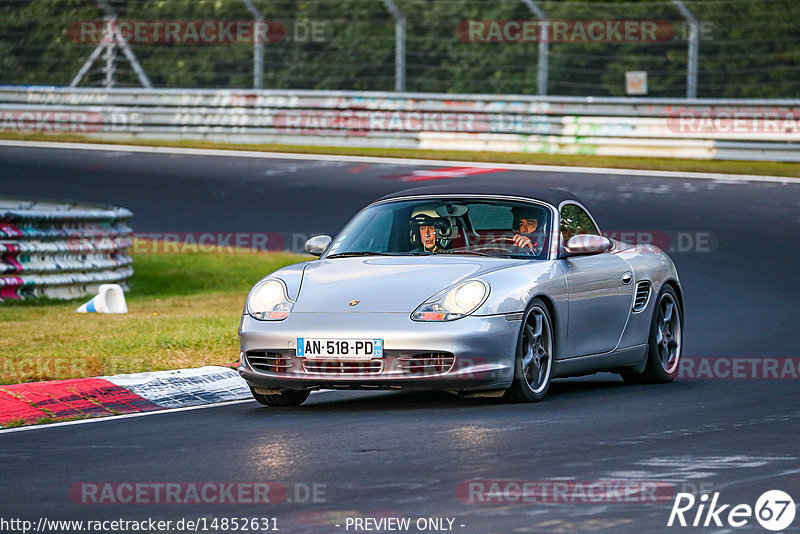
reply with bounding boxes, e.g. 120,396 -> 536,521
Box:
1,132 -> 799,178
0,244 -> 308,384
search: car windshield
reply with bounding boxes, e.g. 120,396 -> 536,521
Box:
326,198 -> 552,259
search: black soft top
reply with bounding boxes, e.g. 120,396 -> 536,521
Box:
378,179 -> 583,207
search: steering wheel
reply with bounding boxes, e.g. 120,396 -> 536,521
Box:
472,236 -> 537,255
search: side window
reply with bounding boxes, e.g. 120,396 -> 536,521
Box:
560,204 -> 599,242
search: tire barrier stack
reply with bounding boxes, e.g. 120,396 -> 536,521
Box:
0,197 -> 133,301
1,86 -> 799,161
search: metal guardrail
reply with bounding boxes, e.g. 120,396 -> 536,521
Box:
0,196 -> 133,301
1,86 -> 799,161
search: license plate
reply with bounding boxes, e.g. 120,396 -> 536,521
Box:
297,338 -> 383,360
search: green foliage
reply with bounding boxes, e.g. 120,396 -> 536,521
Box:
0,0 -> 797,96
127,249 -> 307,297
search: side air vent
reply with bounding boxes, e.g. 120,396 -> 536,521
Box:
398,353 -> 456,376
246,351 -> 291,373
633,281 -> 651,312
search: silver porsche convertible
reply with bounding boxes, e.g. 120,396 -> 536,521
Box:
238,182 -> 683,406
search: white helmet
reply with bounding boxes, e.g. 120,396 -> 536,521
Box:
409,205 -> 459,248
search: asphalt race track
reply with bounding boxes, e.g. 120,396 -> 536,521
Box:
1,144 -> 799,533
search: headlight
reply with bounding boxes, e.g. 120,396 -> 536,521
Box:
246,279 -> 293,321
411,280 -> 489,321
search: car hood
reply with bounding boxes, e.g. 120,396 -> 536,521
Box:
290,256 -> 526,313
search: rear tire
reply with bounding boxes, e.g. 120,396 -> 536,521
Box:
250,387 -> 310,407
621,285 -> 683,384
504,299 -> 554,402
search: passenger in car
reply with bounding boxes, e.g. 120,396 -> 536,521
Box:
409,206 -> 457,253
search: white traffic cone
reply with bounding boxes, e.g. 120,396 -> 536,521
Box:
75,284 -> 128,314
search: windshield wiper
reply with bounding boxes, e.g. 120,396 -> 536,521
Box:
326,251 -> 425,258
433,249 -> 498,257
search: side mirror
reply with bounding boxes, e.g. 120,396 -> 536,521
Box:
304,235 -> 332,256
564,234 -> 612,256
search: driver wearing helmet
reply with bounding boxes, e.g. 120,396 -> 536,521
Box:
511,206 -> 542,254
410,206 -> 458,253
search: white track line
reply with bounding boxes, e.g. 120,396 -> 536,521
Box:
0,399 -> 253,434
0,139 -> 797,184
0,390 -> 330,434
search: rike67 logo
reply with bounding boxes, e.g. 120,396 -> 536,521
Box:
668,490 -> 795,531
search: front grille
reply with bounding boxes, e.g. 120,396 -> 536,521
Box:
303,359 -> 383,375
398,353 -> 455,376
633,281 -> 651,312
245,351 -> 291,373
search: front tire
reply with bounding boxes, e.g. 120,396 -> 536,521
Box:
504,299 -> 554,402
250,387 -> 310,407
622,285 -> 683,384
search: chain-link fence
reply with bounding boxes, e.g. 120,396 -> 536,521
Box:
0,0 -> 797,98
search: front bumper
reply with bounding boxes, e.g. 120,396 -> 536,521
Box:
238,312 -> 519,393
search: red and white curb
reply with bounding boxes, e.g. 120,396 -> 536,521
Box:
0,366 -> 250,428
